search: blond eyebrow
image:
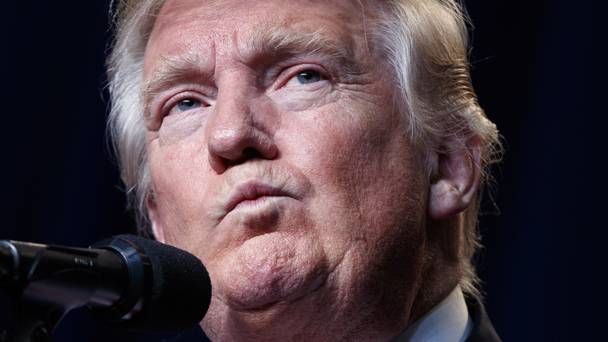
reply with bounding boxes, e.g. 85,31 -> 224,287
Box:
142,53 -> 211,115
250,27 -> 357,63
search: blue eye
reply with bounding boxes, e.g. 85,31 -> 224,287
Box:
176,98 -> 201,112
295,70 -> 322,84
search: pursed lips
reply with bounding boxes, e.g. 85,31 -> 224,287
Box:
223,180 -> 293,218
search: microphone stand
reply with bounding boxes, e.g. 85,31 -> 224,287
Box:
3,298 -> 67,342
1,235 -> 210,341
1,254 -> 75,342
0,241 -> 127,342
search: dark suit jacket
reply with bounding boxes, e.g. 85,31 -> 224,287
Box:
167,300 -> 501,342
466,299 -> 501,342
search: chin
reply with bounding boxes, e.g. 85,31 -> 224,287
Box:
201,269 -> 329,342
210,231 -> 329,311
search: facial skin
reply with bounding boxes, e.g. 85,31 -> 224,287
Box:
142,0 -> 479,340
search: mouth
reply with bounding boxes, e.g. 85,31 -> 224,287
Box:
224,181 -> 292,216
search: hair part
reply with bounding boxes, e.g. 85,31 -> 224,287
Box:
106,0 -> 502,298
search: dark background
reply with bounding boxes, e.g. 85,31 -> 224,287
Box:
1,0 -> 599,340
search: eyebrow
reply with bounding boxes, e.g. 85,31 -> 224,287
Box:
143,52 -> 208,104
143,27 -> 360,111
251,27 -> 357,64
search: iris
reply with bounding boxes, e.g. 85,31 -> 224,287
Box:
296,70 -> 322,84
176,99 -> 201,112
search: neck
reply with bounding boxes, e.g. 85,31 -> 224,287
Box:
408,218 -> 463,324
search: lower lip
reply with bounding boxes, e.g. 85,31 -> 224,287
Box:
226,196 -> 293,229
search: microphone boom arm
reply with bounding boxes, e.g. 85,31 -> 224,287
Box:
0,235 -> 211,342
0,240 -> 139,342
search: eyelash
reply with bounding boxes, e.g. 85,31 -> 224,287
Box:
162,91 -> 209,116
275,64 -> 331,89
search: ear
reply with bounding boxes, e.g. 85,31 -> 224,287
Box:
428,137 -> 482,220
146,191 -> 166,243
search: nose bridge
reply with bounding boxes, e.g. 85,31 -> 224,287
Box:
211,70 -> 255,135
207,71 -> 255,145
206,68 -> 278,172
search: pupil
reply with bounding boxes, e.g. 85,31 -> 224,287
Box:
296,71 -> 321,84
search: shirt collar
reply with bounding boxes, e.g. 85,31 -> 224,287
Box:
392,286 -> 472,342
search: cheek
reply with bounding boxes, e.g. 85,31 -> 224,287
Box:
280,103 -> 414,196
277,102 -> 425,245
147,138 -> 215,247
157,110 -> 207,146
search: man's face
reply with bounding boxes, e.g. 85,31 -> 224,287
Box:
143,0 -> 429,337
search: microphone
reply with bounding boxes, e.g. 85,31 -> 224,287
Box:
0,235 -> 211,332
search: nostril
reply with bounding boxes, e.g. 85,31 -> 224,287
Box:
222,147 -> 263,168
242,147 -> 262,159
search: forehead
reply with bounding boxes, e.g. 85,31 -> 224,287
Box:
154,0 -> 364,28
144,0 -> 375,73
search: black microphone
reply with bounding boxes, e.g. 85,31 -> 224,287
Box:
0,235 -> 211,333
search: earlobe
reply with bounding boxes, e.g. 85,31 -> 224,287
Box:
146,191 -> 166,243
428,138 -> 482,220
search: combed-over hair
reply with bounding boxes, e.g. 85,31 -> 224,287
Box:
106,0 -> 501,299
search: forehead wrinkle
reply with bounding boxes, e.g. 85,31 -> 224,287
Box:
234,25 -> 360,74
145,1 -> 374,105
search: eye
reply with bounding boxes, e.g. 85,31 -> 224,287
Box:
286,70 -> 325,86
163,97 -> 206,118
175,98 -> 201,112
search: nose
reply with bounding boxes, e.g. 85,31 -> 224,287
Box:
206,80 -> 278,173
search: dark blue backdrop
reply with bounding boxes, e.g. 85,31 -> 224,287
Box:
2,1 -> 598,340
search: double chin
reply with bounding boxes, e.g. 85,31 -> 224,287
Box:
212,231 -> 329,311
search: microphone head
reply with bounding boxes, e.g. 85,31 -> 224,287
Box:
95,235 -> 211,332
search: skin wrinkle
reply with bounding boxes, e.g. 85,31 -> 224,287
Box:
143,54 -> 215,126
145,27 -> 360,84
143,29 -> 366,121
226,238 -> 343,316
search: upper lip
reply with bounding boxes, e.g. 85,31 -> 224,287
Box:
224,180 -> 292,214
